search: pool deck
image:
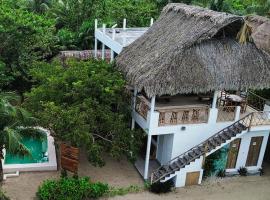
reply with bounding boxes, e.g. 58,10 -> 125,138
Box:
2,127 -> 57,173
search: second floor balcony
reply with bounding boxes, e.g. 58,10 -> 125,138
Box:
134,91 -> 270,128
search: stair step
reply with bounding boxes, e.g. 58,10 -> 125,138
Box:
220,133 -> 230,140
213,137 -> 221,145
194,148 -> 202,156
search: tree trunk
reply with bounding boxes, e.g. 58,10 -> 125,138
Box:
0,149 -> 4,182
0,159 -> 3,182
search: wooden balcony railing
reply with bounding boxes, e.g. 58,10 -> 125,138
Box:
247,91 -> 267,111
250,111 -> 270,126
158,106 -> 209,126
217,106 -> 237,122
135,95 -> 149,119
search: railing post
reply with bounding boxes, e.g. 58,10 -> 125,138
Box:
248,113 -> 254,131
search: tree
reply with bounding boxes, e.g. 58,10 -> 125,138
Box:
0,3 -> 56,92
24,59 -> 143,166
0,92 -> 34,181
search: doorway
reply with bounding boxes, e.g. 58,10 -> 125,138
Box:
226,138 -> 241,169
246,136 -> 263,167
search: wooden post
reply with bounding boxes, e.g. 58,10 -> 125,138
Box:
248,113 -> 254,131
131,88 -> 137,130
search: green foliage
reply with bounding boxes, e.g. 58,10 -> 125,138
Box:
0,189 -> 9,200
217,169 -> 226,178
150,180 -> 174,194
107,185 -> 142,197
37,177 -> 109,200
203,148 -> 226,177
0,2 -> 56,91
24,59 -> 143,166
238,166 -> 248,176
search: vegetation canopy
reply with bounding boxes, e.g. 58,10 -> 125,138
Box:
24,59 -> 143,166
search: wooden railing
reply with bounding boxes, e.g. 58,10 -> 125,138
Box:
217,106 -> 237,122
247,91 -> 267,111
158,106 -> 209,126
135,95 -> 149,119
251,111 -> 270,126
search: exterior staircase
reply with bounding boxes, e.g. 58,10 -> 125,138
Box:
151,113 -> 253,184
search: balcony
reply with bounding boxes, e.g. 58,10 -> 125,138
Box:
135,94 -> 211,126
216,91 -> 269,123
134,91 -> 270,128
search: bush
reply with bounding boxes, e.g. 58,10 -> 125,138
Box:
37,177 -> 109,200
238,167 -> 248,176
0,189 -> 9,200
150,180 -> 174,194
217,169 -> 226,178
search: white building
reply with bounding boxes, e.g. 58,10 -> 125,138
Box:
95,4 -> 270,187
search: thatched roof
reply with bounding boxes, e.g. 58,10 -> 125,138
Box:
116,3 -> 270,97
245,15 -> 270,55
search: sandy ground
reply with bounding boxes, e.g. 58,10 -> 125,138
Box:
2,153 -> 270,200
2,153 -> 143,200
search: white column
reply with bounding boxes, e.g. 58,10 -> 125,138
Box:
110,29 -> 116,62
144,134 -> 152,179
131,88 -> 137,130
102,24 -> 106,60
212,91 -> 219,109
94,19 -> 98,58
235,106 -> 241,121
150,18 -> 154,26
123,18 -> 126,30
144,96 -> 155,179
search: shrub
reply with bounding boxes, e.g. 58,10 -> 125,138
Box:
37,177 -> 109,200
108,185 -> 141,197
259,168 -> 264,176
150,180 -> 174,194
217,169 -> 226,178
238,167 -> 248,176
0,189 -> 9,200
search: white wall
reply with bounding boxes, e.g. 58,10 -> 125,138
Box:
156,134 -> 174,165
174,156 -> 204,187
226,130 -> 269,173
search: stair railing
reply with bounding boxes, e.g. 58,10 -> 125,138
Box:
151,113 -> 255,183
151,111 -> 270,183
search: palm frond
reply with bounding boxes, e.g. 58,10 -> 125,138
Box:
5,128 -> 31,157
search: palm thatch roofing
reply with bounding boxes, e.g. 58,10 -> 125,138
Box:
245,15 -> 270,55
116,3 -> 270,97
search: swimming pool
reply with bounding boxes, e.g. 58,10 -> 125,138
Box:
2,127 -> 57,173
5,134 -> 48,164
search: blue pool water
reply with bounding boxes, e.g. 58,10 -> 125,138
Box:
5,134 -> 48,164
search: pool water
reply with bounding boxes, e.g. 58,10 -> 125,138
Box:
5,135 -> 48,164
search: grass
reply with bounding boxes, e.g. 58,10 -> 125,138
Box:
106,185 -> 144,197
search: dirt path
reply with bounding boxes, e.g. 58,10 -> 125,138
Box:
3,153 -> 270,200
2,153 -> 142,200
107,175 -> 270,200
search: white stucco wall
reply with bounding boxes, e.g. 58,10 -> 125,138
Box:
174,156 -> 204,187
226,130 -> 269,173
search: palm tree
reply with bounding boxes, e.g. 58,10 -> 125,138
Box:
0,92 -> 34,181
